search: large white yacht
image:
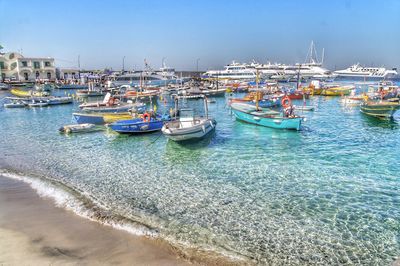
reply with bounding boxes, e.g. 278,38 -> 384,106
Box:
334,63 -> 398,80
254,42 -> 335,80
112,61 -> 180,87
202,61 -> 256,81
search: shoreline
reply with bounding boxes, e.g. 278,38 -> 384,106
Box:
0,174 -> 191,265
0,169 -> 248,265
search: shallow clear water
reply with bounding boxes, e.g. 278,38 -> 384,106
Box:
0,84 -> 400,264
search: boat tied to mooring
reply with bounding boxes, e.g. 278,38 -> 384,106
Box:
162,95 -> 217,141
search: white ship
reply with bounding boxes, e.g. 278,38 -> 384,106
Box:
334,63 -> 398,80
202,61 -> 256,81
112,60 -> 180,87
255,41 -> 335,81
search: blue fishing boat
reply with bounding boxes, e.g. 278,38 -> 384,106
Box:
56,84 -> 88,90
230,102 -> 303,130
82,102 -> 146,113
73,113 -> 107,124
109,113 -> 170,134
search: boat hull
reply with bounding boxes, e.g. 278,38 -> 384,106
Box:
10,88 -> 49,97
57,84 -> 88,90
162,119 -> 217,141
73,113 -> 107,124
82,104 -> 139,113
360,102 -> 400,120
59,123 -> 102,134
47,97 -> 73,105
4,103 -> 26,108
110,118 -> 164,133
231,107 -> 302,130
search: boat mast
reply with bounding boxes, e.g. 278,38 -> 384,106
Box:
203,96 -> 208,119
296,64 -> 301,90
321,48 -> 325,65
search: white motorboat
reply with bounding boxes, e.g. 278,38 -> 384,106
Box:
28,100 -> 48,107
334,63 -> 398,80
162,95 -> 217,142
4,100 -> 26,108
59,123 -> 102,134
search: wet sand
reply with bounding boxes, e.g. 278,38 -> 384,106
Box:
0,175 -> 190,265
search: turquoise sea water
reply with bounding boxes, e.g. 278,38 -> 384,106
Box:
0,84 -> 399,264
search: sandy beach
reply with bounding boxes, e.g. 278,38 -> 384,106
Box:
0,175 -> 190,265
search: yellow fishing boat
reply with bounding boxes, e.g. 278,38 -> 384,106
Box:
302,80 -> 323,95
10,88 -> 49,97
320,85 -> 354,96
102,112 -> 135,123
302,86 -> 323,95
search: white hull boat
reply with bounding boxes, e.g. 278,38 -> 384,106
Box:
162,95 -> 217,142
162,118 -> 216,141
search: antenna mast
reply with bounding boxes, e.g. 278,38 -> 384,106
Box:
321,48 -> 325,65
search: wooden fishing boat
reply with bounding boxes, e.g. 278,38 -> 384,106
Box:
229,91 -> 282,108
185,87 -> 226,97
286,90 -> 309,100
28,100 -> 49,107
360,101 -> 400,120
4,100 -> 26,108
293,105 -> 315,111
59,123 -> 102,134
302,86 -> 323,95
231,102 -> 303,130
73,112 -> 133,124
47,96 -> 73,105
124,90 -> 159,99
320,85 -> 354,96
230,92 -> 304,131
162,95 -> 217,141
76,89 -> 106,97
82,103 -> 143,113
102,113 -> 135,123
56,84 -> 88,90
340,96 -> 364,106
109,113 -> 170,134
79,93 -> 116,108
10,88 -> 49,97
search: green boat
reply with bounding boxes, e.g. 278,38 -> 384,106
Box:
230,102 -> 303,130
360,101 -> 400,120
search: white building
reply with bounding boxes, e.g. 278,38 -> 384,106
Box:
0,52 -> 56,82
56,68 -> 80,81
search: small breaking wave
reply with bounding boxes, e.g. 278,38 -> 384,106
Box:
0,168 -> 158,237
0,168 -> 249,265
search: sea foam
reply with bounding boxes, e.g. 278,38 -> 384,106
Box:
0,169 -> 157,237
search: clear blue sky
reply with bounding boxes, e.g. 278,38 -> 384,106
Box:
1,0 -> 399,71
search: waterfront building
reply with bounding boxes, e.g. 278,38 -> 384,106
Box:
0,52 -> 56,82
56,68 -> 80,81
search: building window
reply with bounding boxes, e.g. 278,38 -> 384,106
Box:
22,61 -> 28,67
24,73 -> 29,81
45,61 -> 51,67
33,62 -> 40,69
47,72 -> 51,79
36,71 -> 40,78
0,62 -> 4,69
